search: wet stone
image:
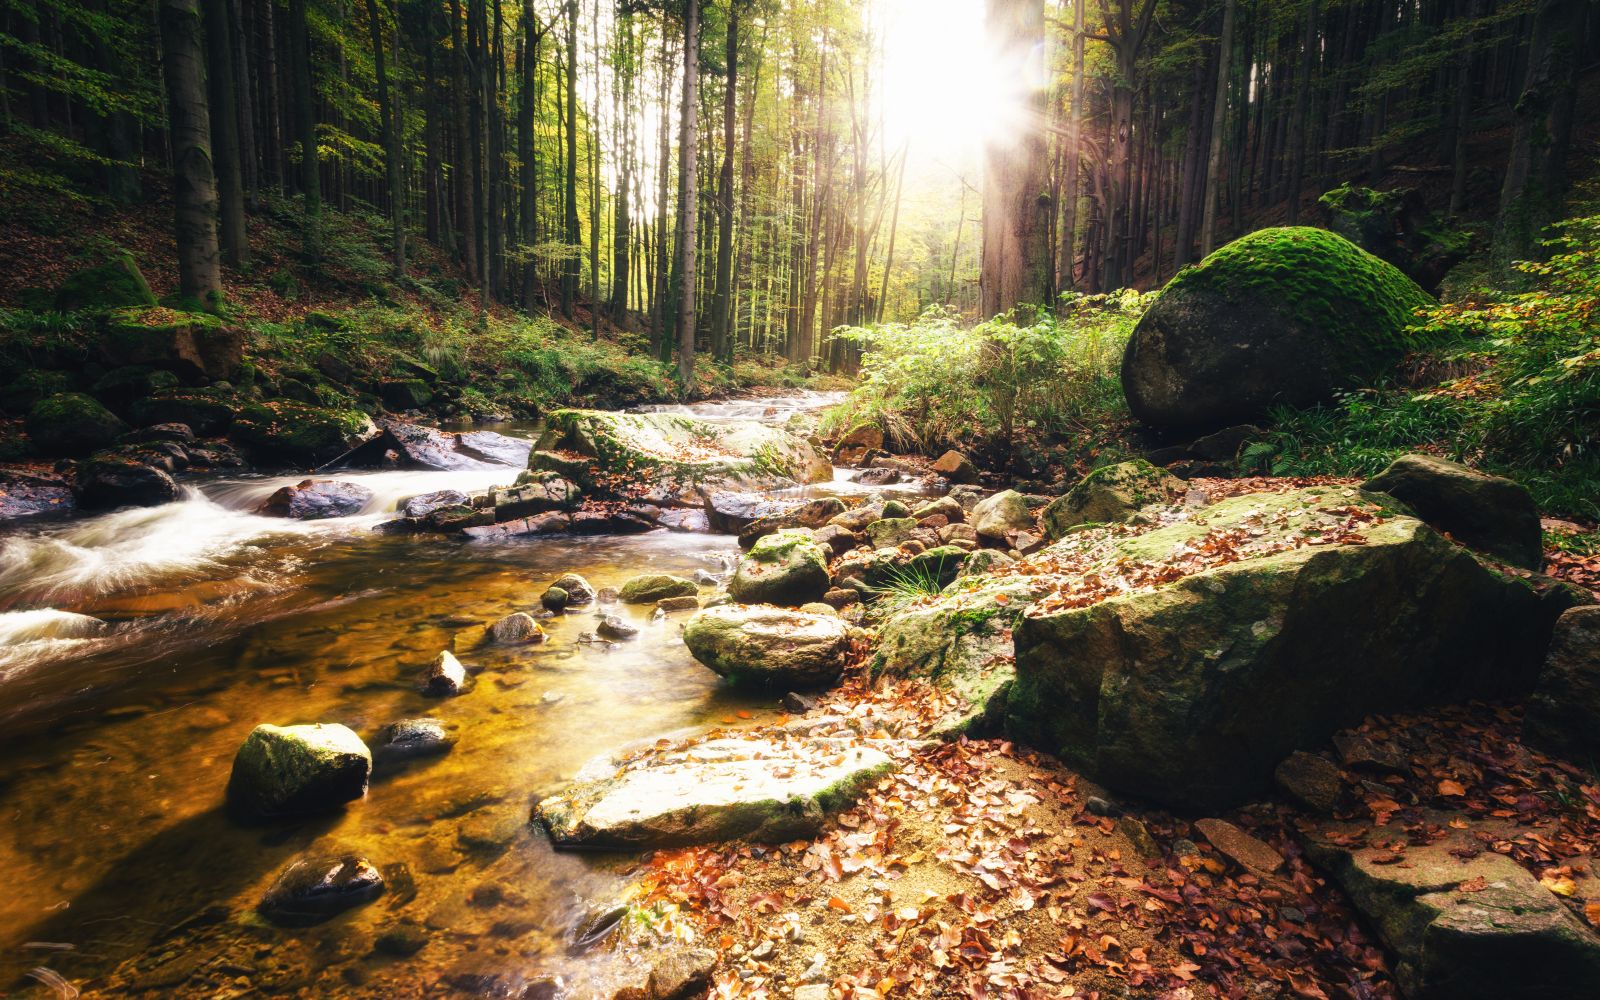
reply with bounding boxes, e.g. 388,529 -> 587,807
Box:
226,722 -> 371,822
552,573 -> 598,606
1194,818 -> 1284,873
540,586 -> 570,610
420,650 -> 470,696
404,489 -> 471,518
597,615 -> 639,639
375,717 -> 457,761
489,612 -> 545,645
258,854 -> 385,927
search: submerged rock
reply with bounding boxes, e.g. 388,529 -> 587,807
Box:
257,479 -> 375,519
1122,227 -> 1435,429
258,854 -> 386,927
683,605 -> 850,688
225,723 -> 372,822
374,718 -> 457,761
534,737 -> 896,847
728,529 -> 830,607
1362,453 -> 1543,570
597,615 -> 639,640
619,573 -> 698,604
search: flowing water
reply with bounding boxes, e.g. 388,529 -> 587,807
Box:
0,391 -> 902,998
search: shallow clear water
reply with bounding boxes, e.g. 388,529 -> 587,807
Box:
0,395 -> 877,997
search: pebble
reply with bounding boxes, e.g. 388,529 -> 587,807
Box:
1085,796 -> 1123,818
596,615 -> 638,639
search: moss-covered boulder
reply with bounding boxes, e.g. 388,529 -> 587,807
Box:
873,575 -> 1047,737
533,736 -> 895,847
1122,227 -> 1435,430
1318,183 -> 1469,293
683,604 -> 850,688
75,450 -> 180,509
91,366 -> 181,414
1006,486 -> 1574,810
1040,460 -> 1182,539
535,409 -> 833,505
1362,453 -> 1543,570
379,379 -> 433,411
728,528 -> 830,606
131,387 -> 243,435
0,370 -> 76,415
102,306 -> 244,383
27,392 -> 128,456
52,252 -> 156,312
230,400 -> 376,466
225,723 -> 372,822
619,573 -> 698,604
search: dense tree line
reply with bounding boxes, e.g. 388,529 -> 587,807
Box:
1,0 -> 1596,384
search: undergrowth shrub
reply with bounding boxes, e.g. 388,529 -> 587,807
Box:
823,291 -> 1149,457
1264,209 -> 1600,518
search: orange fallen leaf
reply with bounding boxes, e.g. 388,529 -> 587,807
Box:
1438,779 -> 1467,797
828,895 -> 853,913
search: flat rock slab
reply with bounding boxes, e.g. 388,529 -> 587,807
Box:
534,737 -> 897,848
1304,819 -> 1600,999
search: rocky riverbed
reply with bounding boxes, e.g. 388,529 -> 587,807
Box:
3,393 -> 1600,1000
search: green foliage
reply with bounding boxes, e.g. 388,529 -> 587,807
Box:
824,292 -> 1148,456
864,559 -> 950,616
1264,210 -> 1600,517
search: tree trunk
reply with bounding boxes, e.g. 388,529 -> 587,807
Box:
1058,0 -> 1084,291
1496,0 -> 1585,267
675,0 -> 701,391
980,0 -> 1050,315
289,0 -> 320,264
1200,0 -> 1235,256
365,0 -> 405,279
159,0 -> 223,306
204,0 -> 249,268
561,0 -> 579,318
708,3 -> 739,361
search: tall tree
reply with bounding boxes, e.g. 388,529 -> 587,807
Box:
979,0 -> 1051,317
561,0 -> 579,317
674,0 -> 701,390
709,1 -> 739,363
365,0 -> 406,279
158,0 -> 223,306
203,0 -> 249,268
1199,0 -> 1235,256
289,0 -> 321,264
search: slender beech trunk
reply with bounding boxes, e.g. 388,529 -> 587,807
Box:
560,0 -> 579,317
159,0 -> 223,306
204,0 -> 249,267
979,0 -> 1050,315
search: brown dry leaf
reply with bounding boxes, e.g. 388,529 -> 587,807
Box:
1584,900 -> 1600,928
1437,779 -> 1467,797
1458,876 -> 1488,893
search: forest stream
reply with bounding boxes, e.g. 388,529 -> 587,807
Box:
0,392 -> 905,998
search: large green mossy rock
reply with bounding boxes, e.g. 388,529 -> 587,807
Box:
1041,459 -> 1182,539
618,573 -> 698,603
728,528 -> 831,606
26,392 -> 127,456
225,723 -> 372,822
102,306 -> 243,383
1006,487 -> 1576,811
1122,227 -> 1435,430
683,604 -> 850,688
534,737 -> 895,847
230,400 -> 376,466
533,408 -> 833,504
1318,183 -> 1469,293
52,252 -> 156,312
